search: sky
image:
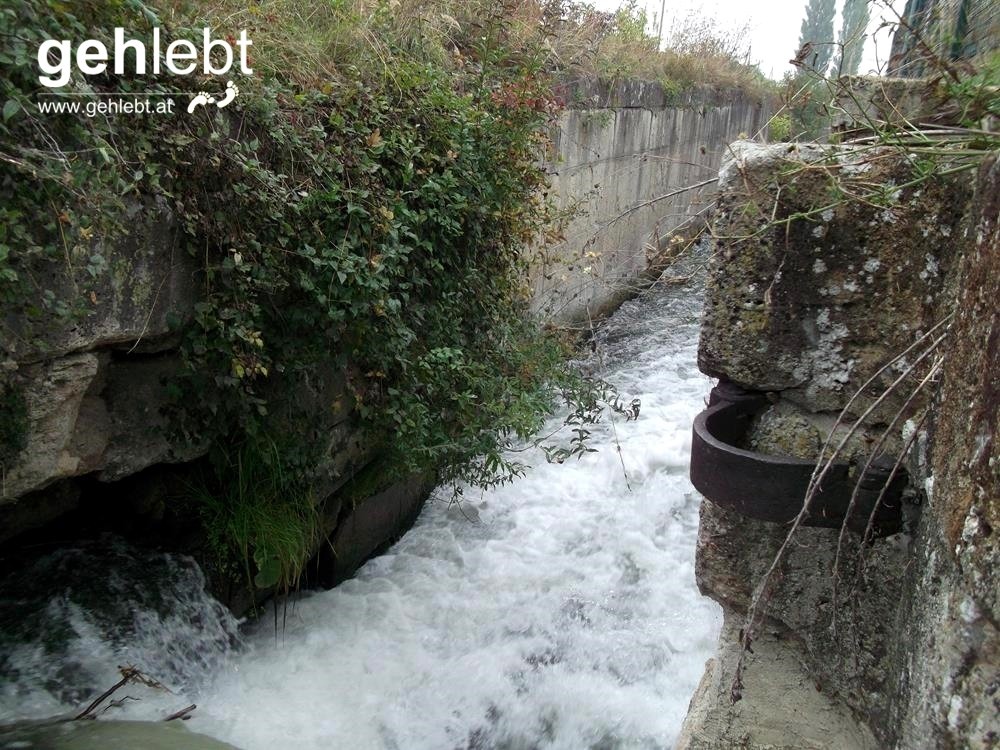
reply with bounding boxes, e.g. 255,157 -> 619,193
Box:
589,0 -> 910,80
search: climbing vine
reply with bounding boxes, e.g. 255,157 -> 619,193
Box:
1,0 -> 631,590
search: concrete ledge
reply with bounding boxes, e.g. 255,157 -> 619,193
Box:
677,612 -> 877,750
314,474 -> 434,588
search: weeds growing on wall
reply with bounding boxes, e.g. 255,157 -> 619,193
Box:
156,0 -> 772,99
191,437 -> 321,593
726,16 -> 998,703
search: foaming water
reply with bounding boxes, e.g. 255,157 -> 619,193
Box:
0,540 -> 240,723
189,268 -> 719,750
0,263 -> 718,748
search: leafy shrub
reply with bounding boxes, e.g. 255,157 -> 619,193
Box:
0,0 -> 627,589
769,113 -> 792,142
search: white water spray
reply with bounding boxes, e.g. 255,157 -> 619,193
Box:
193,270 -> 719,750
1,264 -> 719,750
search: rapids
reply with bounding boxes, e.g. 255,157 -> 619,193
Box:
1,261 -> 719,750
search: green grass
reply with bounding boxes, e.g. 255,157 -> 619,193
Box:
153,0 -> 774,99
192,437 -> 320,595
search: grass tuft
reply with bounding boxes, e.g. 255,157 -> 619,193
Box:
154,0 -> 774,98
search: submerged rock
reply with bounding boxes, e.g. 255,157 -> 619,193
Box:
0,719 -> 241,750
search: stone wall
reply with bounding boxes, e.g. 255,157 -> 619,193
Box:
678,141 -> 998,748
533,80 -> 769,324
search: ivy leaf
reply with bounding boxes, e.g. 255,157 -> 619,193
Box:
254,557 -> 282,589
2,99 -> 20,122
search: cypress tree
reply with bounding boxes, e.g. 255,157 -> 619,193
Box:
796,0 -> 838,75
835,0 -> 872,75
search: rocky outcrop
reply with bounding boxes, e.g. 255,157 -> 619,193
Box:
0,205 -> 200,511
680,143 -> 998,747
1,351 -> 205,511
2,200 -> 196,364
699,141 -> 968,415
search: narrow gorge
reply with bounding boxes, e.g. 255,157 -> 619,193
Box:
0,1 -> 996,748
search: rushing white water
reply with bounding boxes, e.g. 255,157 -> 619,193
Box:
0,263 -> 719,749
189,270 -> 720,750
0,541 -> 241,723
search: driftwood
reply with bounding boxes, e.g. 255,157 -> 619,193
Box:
163,704 -> 198,722
72,664 -> 196,722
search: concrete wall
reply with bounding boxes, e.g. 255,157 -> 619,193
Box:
533,80 -> 770,324
890,0 -> 999,76
678,142 -> 998,748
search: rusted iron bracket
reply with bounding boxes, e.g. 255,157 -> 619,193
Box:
690,380 -> 905,535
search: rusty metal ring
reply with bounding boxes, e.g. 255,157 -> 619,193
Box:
690,381 -> 904,535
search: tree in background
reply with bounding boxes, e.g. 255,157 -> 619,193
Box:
835,0 -> 872,76
796,0 -> 837,75
787,0 -> 838,139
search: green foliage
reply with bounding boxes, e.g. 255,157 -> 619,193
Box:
0,3 -> 118,346
785,73 -> 833,140
158,58 -> 588,492
192,437 -> 320,595
768,113 -> 792,142
796,0 -> 837,76
785,0 -> 843,140
610,1 -> 653,46
786,0 -> 838,139
2,0 -> 632,587
945,51 -> 1000,126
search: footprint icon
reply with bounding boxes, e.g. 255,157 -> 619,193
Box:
187,92 -> 216,114
216,81 -> 239,109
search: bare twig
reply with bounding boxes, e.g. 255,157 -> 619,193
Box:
830,356 -> 944,634
163,704 -> 198,722
74,665 -> 172,720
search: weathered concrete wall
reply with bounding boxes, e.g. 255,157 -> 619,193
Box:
831,76 -> 969,137
699,141 -> 968,415
891,154 -> 999,749
533,80 -> 769,324
679,142 -> 998,748
890,0 -> 999,76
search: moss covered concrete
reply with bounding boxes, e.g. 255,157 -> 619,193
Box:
700,142 -> 972,418
686,146 -> 997,748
